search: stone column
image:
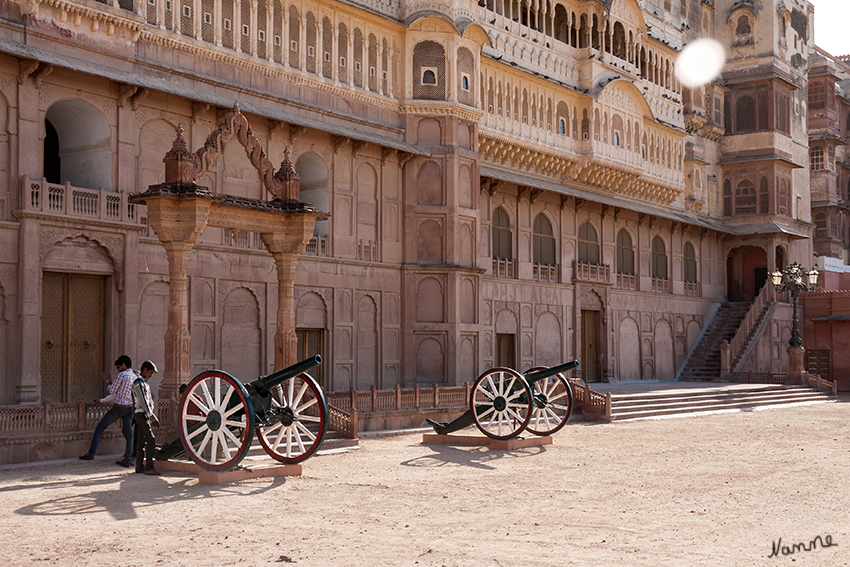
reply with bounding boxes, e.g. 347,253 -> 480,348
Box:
261,215 -> 317,371
144,198 -> 211,398
787,346 -> 805,385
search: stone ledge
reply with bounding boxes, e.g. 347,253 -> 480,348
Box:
422,433 -> 553,450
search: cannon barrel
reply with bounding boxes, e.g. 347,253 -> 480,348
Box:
251,355 -> 322,397
523,360 -> 579,385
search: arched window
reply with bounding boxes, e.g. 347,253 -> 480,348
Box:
616,229 -> 634,275
683,242 -> 697,283
736,15 -> 751,36
578,222 -> 599,265
422,69 -> 436,84
492,207 -> 512,260
828,145 -> 835,170
811,146 -> 824,171
735,179 -> 756,215
533,214 -> 556,266
651,236 -> 667,281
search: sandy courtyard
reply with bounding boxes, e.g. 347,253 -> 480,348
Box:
0,400 -> 848,567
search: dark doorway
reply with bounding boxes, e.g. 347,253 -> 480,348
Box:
496,333 -> 515,369
43,119 -> 61,184
581,310 -> 599,382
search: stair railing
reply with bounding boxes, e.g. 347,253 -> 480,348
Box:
728,282 -> 773,367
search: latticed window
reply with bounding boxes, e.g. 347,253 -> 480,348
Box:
222,0 -> 234,48
577,222 -> 599,265
457,47 -> 475,107
273,2 -> 283,64
164,0 -> 173,30
413,41 -> 446,101
828,145 -> 835,170
778,178 -> 789,215
651,236 -> 667,280
815,213 -> 827,238
288,6 -> 300,69
735,15 -> 751,36
180,0 -> 192,36
736,96 -> 755,131
532,214 -> 556,266
684,242 -> 697,283
353,29 -> 363,88
368,34 -> 378,92
257,0 -> 267,59
338,23 -> 348,83
759,177 -> 769,214
735,179 -> 756,215
322,17 -> 333,79
305,12 -> 317,73
811,146 -> 824,171
809,82 -> 825,110
241,0 -> 252,54
202,0 -> 215,42
382,39 -> 389,93
492,207 -> 512,260
616,229 -> 634,275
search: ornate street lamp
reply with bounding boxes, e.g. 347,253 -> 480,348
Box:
770,261 -> 819,383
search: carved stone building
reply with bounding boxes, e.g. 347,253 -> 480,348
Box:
0,0 -> 818,405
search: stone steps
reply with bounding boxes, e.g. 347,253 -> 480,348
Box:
609,385 -> 834,421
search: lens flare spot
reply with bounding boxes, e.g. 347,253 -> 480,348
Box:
675,38 -> 726,88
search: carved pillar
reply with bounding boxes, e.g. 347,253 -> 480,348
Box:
261,217 -> 317,370
144,198 -> 211,398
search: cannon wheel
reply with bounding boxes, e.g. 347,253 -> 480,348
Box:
179,370 -> 255,471
523,367 -> 574,436
255,372 -> 329,464
471,368 -> 533,440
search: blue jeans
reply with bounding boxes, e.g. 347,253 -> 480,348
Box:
87,405 -> 134,459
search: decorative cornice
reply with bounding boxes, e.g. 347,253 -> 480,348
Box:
400,102 -> 484,122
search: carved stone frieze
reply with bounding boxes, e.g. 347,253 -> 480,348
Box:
39,226 -> 126,290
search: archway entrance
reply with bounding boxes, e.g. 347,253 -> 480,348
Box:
41,273 -> 105,403
726,246 -> 767,301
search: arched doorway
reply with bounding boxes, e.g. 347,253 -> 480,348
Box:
295,152 -> 329,237
44,99 -> 112,191
726,246 -> 767,301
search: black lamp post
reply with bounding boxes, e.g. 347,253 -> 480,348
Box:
770,261 -> 819,382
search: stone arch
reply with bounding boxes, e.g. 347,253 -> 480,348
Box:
42,236 -> 115,275
356,294 -> 378,389
139,280 -> 169,393
221,287 -> 262,378
458,221 -> 475,266
654,318 -> 674,380
357,162 -> 378,242
296,151 -> 329,236
459,278 -> 475,323
458,162 -> 473,208
296,291 -> 327,328
138,118 -> 178,193
535,311 -> 561,367
495,307 -> 517,334
686,320 -> 701,353
417,160 -> 442,205
618,317 -> 640,381
415,337 -> 444,383
45,98 -> 112,191
416,277 -> 444,322
417,219 -> 442,264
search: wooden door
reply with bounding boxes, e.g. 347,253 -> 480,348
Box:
496,333 -> 515,369
41,273 -> 105,402
296,328 -> 324,387
582,310 -> 598,383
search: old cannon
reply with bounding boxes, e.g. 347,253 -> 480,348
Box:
157,355 -> 328,471
427,361 -> 579,440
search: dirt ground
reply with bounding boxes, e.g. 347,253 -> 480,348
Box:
1,400 -> 848,567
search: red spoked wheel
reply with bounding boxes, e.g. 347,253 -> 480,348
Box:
471,368 -> 533,440
179,370 -> 255,471
255,372 -> 328,464
523,367 -> 574,436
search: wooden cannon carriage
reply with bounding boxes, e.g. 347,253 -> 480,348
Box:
156,356 -> 327,471
427,361 -> 579,440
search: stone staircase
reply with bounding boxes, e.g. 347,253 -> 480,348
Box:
679,302 -> 752,381
609,384 -> 835,421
